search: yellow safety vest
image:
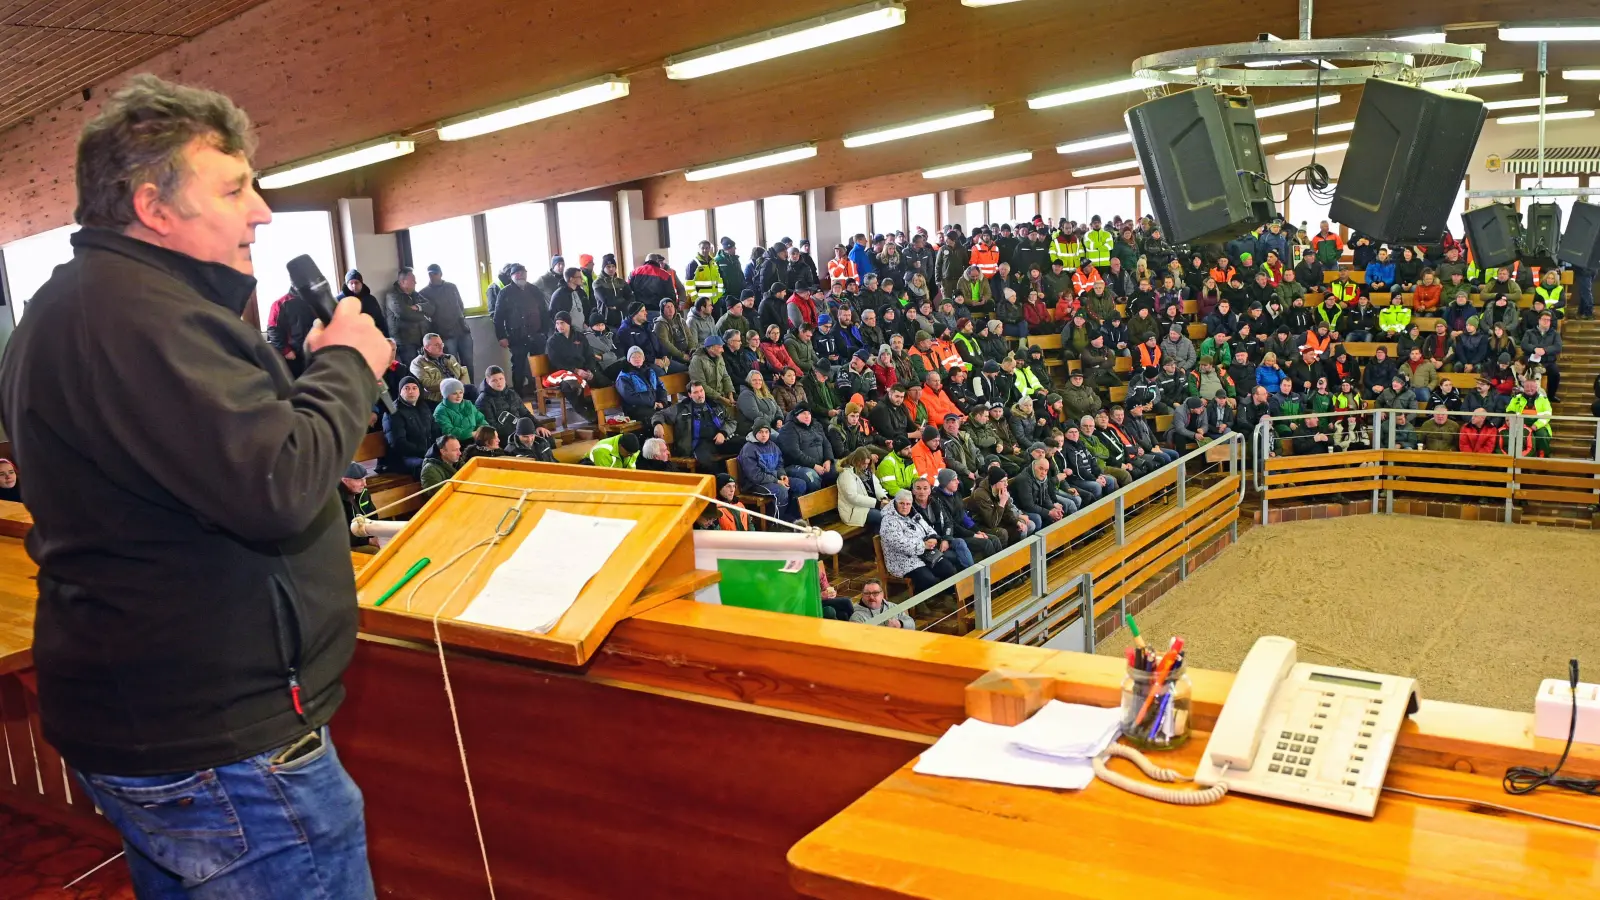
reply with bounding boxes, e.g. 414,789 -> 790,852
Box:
688,255 -> 724,302
1049,239 -> 1083,268
1536,284 -> 1565,307
1084,229 -> 1114,267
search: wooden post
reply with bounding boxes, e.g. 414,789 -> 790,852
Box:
964,669 -> 1057,726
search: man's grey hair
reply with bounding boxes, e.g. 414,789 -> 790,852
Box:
423,333 -> 441,344
75,74 -> 256,230
641,438 -> 669,460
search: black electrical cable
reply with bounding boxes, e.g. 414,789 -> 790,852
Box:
1504,659 -> 1600,796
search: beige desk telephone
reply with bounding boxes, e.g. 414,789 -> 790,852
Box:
1096,636 -> 1418,817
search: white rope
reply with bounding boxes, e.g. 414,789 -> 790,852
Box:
62,850 -> 124,890
371,476 -> 814,535
396,489 -> 535,900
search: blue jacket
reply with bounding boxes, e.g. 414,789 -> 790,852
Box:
849,243 -> 875,278
615,363 -> 665,409
1255,364 -> 1285,395
1365,260 -> 1396,286
615,319 -> 663,362
737,436 -> 785,489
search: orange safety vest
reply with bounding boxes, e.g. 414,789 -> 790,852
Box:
920,386 -> 963,423
1302,332 -> 1332,356
1073,269 -> 1103,296
908,345 -> 942,379
717,503 -> 752,531
1136,343 -> 1164,370
1210,266 -> 1236,285
827,257 -> 857,284
933,338 -> 964,372
970,244 -> 1000,277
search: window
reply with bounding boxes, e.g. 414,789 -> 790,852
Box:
250,211 -> 339,326
988,196 -> 1013,223
1286,182 -> 1337,237
762,195 -> 804,247
485,202 -> 549,284
1086,187 -> 1136,224
907,194 -> 937,233
667,210 -> 708,273
408,215 -> 482,311
871,200 -> 904,236
839,205 -> 869,244
1519,176 -> 1581,226
1139,188 -> 1151,221
962,201 -> 986,229
1,224 -> 77,324
556,200 -> 616,264
1014,193 -> 1037,222
713,201 -> 759,257
1066,189 -> 1089,225
1448,180 -> 1469,238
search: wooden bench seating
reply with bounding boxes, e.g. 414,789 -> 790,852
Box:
353,431 -> 426,519
1322,268 -> 1572,286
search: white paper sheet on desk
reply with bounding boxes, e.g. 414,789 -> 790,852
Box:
456,509 -> 636,634
912,719 -> 1094,790
1006,700 -> 1122,760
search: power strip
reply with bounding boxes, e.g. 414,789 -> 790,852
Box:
1535,679 -> 1600,746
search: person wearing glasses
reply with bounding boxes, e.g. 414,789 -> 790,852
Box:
849,579 -> 915,629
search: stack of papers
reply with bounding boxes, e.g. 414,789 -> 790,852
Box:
456,509 -> 636,634
911,701 -> 1123,791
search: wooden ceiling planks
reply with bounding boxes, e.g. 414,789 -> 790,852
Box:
0,0 -> 1595,245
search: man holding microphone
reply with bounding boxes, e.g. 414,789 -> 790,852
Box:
0,75 -> 389,897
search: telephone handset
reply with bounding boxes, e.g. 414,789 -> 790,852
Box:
1193,635 -> 1419,817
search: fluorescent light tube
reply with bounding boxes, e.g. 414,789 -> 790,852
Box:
1055,133 -> 1133,154
437,76 -> 629,141
1500,26 -> 1600,42
1070,159 -> 1141,178
1275,142 -> 1348,160
842,107 -> 994,148
1314,121 -> 1355,134
1426,69 -> 1525,90
664,1 -> 906,80
1394,32 -> 1448,43
684,144 -> 818,181
1563,69 -> 1600,80
1255,94 -> 1341,118
258,138 -> 414,190
1495,109 -> 1596,125
1483,95 -> 1568,110
1260,133 -> 1289,145
923,151 -> 1033,179
961,0 -> 1027,5
1028,77 -> 1157,110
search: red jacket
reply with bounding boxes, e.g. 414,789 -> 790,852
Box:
1459,423 -> 1500,454
1022,299 -> 1051,329
759,339 -> 797,374
870,362 -> 899,396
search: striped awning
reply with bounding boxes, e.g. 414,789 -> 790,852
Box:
1503,146 -> 1600,175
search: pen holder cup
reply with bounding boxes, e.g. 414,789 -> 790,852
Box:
1120,663 -> 1191,751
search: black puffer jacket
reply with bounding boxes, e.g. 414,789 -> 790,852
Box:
476,380 -> 526,438
775,404 -> 832,467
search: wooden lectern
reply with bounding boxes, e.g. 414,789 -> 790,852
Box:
354,456 -> 716,665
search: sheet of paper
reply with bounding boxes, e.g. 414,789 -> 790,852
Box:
912,719 -> 1095,791
456,509 -> 636,634
1006,700 -> 1123,760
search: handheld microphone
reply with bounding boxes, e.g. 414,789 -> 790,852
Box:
287,254 -> 396,414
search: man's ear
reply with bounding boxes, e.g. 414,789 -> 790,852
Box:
130,182 -> 173,236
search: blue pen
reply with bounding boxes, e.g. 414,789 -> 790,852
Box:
1152,690 -> 1173,740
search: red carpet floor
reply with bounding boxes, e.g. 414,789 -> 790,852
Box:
0,802 -> 133,899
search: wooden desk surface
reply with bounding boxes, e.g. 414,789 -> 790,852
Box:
789,734 -> 1600,900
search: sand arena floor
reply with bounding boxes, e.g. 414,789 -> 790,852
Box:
1096,516 -> 1600,711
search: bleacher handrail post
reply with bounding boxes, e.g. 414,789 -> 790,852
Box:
1176,457 -> 1188,508
1113,492 -> 1125,545
973,567 -> 993,632
1370,409 -> 1384,513
1029,535 -> 1048,600
1080,574 -> 1096,654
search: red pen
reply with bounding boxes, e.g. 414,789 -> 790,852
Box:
1134,636 -> 1186,725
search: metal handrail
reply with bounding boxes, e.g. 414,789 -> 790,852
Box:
867,431 -> 1244,630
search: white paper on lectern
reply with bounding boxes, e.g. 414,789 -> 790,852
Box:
456,509 -> 636,634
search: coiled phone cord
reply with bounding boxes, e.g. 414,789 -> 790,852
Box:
1092,744 -> 1230,805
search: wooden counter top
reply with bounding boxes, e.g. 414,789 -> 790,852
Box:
0,537 -> 37,674
789,732 -> 1600,900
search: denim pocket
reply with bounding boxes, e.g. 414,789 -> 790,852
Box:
83,770 -> 248,884
268,728 -> 331,775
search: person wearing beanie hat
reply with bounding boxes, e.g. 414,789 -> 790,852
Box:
382,374 -> 438,476
592,254 -> 630,329
625,251 -> 677,317
432,376 -> 488,441
474,363 -> 527,442
907,423 -> 945,485
716,288 -> 756,337
967,457 -> 1032,544
736,414 -> 809,521
493,260 -> 549,394
504,416 -> 555,462
337,267 -> 388,339
705,472 -> 754,532
583,431 -> 641,469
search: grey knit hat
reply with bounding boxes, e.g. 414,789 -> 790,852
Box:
440,378 -> 464,399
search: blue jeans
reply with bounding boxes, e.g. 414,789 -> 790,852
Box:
1054,492 -> 1080,516
1151,447 -> 1182,464
443,331 -> 475,380
865,507 -> 884,530
947,537 -> 975,569
76,728 -> 372,899
786,465 -> 835,493
1070,478 -> 1104,501
1020,512 -> 1044,534
1344,330 -> 1374,343
1003,321 -> 1029,339
1412,387 -> 1431,403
